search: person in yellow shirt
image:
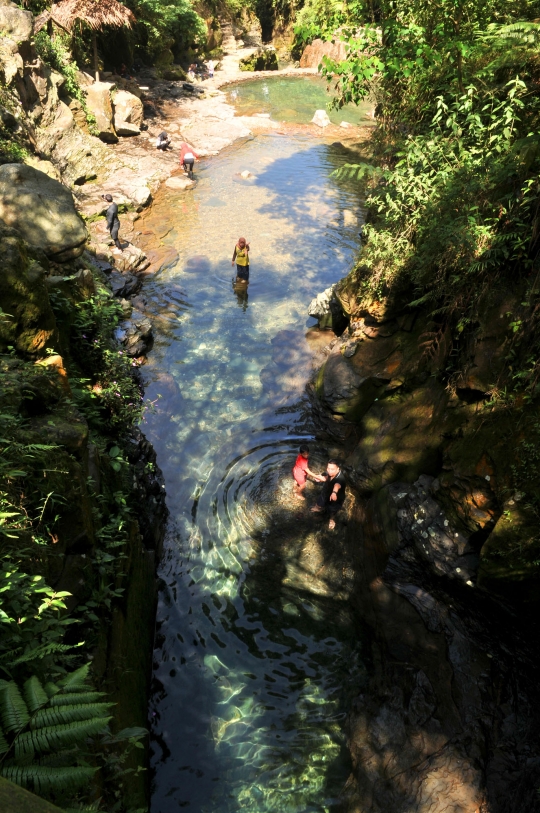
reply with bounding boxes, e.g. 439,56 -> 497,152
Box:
231,237 -> 250,284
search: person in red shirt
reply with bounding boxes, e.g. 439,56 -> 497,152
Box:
179,141 -> 199,175
292,445 -> 324,500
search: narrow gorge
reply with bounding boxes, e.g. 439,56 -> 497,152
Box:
1,1 -> 540,813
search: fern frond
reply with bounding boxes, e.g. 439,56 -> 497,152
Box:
10,642 -> 78,667
14,716 -> 111,757
56,663 -> 90,693
31,703 -> 114,729
44,682 -> 60,698
1,764 -> 96,792
0,681 -> 30,733
51,691 -> 106,707
23,676 -> 48,714
0,728 -> 9,754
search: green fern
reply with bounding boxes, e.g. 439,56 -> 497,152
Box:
23,676 -> 49,713
0,664 -> 113,795
30,703 -> 113,729
1,764 -> 95,793
56,664 -> 90,693
0,681 -> 30,733
14,716 -> 112,758
50,691 -> 105,706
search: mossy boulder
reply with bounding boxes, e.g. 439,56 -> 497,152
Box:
0,223 -> 59,355
162,64 -> 187,81
0,164 -> 88,261
239,49 -> 278,72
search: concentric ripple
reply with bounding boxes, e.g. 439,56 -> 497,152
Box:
142,125 -> 367,812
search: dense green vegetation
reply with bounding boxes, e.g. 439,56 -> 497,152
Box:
306,0 -> 540,398
0,262 -> 153,810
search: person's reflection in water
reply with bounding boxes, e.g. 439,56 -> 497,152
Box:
232,280 -> 249,311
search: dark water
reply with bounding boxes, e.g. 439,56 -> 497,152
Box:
142,132 -> 365,812
226,76 -> 373,125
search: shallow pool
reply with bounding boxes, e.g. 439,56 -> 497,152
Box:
140,132 -> 367,812
225,75 -> 372,125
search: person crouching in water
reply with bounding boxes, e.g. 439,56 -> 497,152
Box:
292,445 -> 324,500
179,141 -> 199,174
232,237 -> 250,283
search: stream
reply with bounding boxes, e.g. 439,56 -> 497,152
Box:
139,81 -> 367,813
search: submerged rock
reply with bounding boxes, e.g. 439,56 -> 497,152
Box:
0,164 -> 88,261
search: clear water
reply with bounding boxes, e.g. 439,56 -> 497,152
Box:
225,76 -> 373,125
141,131 -> 367,812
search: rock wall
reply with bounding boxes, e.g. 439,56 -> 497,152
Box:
308,272 -> 540,811
300,37 -> 347,68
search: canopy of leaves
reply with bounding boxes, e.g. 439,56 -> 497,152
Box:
315,0 -> 540,396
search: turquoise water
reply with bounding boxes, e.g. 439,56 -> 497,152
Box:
141,133 -> 366,812
225,75 -> 372,125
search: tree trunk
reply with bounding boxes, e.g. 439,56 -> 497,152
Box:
93,32 -> 99,81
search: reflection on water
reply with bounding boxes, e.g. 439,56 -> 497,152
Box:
226,76 -> 372,125
142,134 -> 365,812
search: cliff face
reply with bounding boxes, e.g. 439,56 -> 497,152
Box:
313,275 -> 540,604
309,268 -> 540,811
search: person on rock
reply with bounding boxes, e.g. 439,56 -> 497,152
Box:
292,445 -> 325,500
156,131 -> 171,150
180,141 -> 199,175
102,193 -> 123,251
311,459 -> 346,529
207,60 -> 215,79
231,237 -> 250,284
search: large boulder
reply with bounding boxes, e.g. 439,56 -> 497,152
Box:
84,81 -> 118,143
113,89 -> 143,134
312,109 -> 331,127
300,38 -> 347,69
0,1 -> 33,43
0,163 -> 88,261
0,222 -> 58,355
239,49 -> 278,71
0,37 -> 23,85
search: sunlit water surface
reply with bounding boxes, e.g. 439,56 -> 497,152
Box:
226,75 -> 372,125
141,128 -> 367,812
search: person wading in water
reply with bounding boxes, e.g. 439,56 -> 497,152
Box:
179,142 -> 199,177
232,237 -> 250,284
102,194 -> 122,251
292,445 -> 325,500
311,459 -> 346,529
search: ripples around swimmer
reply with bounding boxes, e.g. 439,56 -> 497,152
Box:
152,428 -> 366,813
